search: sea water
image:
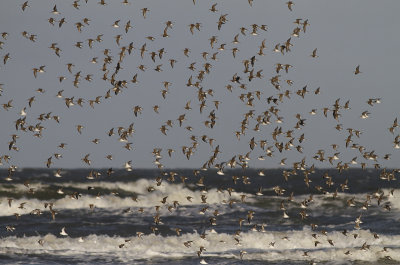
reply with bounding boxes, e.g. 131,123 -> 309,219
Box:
0,168 -> 399,264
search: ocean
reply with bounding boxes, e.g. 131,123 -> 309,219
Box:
0,168 -> 399,264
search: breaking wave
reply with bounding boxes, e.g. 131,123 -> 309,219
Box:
1,229 -> 399,263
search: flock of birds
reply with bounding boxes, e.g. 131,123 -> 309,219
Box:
0,0 -> 399,263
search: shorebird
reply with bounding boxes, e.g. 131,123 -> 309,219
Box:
60,227 -> 68,236
311,48 -> 318,58
354,65 -> 361,75
141,8 -> 149,18
286,1 -> 294,11
21,1 -> 29,11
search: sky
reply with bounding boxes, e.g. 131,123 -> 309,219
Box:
0,0 -> 399,169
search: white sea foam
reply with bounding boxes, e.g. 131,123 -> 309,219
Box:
1,180 -> 399,218
0,229 -> 399,263
0,179 -> 254,216
285,189 -> 400,216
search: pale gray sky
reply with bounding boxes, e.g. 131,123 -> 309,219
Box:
0,0 -> 399,169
